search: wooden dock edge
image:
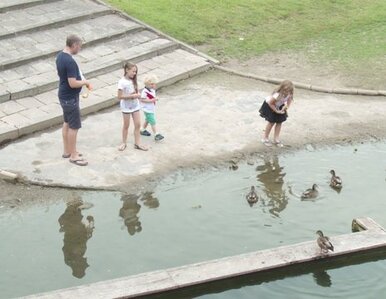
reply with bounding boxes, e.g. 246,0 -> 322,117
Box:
22,217 -> 386,299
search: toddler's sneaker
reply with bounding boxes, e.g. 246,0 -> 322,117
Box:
140,129 -> 151,136
154,134 -> 164,141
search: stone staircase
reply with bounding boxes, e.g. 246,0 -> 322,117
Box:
0,0 -> 213,144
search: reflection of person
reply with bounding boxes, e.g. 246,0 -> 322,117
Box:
58,200 -> 95,279
256,155 -> 288,217
140,191 -> 160,209
119,194 -> 142,235
259,80 -> 294,147
56,34 -> 92,166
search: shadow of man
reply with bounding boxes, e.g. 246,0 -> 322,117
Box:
58,199 -> 95,278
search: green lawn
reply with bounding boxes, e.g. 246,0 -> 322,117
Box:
106,0 -> 386,66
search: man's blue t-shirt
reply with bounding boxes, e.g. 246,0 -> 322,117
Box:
56,51 -> 82,100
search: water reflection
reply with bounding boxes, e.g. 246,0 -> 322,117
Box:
119,192 -> 160,236
256,155 -> 288,217
312,270 -> 332,287
141,191 -> 160,209
58,199 -> 95,279
119,194 -> 142,236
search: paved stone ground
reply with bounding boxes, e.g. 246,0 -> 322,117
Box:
0,0 -> 212,145
2,70 -> 386,190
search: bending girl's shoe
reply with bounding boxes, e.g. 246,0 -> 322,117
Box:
274,140 -> 284,147
261,139 -> 272,147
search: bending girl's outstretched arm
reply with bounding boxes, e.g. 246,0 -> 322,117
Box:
286,95 -> 294,109
267,97 -> 285,114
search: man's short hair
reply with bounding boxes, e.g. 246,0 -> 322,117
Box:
66,34 -> 82,48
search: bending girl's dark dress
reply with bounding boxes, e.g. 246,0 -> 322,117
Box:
259,93 -> 290,123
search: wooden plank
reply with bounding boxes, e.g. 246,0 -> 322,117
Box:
352,217 -> 385,232
22,218 -> 386,299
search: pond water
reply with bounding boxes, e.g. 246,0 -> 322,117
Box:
0,141 -> 386,298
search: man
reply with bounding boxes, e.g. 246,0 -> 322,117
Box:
56,34 -> 92,166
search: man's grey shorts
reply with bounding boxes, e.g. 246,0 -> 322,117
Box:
60,95 -> 81,129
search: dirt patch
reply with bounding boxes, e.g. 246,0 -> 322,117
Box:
219,50 -> 386,90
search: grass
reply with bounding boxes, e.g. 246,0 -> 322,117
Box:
106,0 -> 386,67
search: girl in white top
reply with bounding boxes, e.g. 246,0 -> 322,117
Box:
117,62 -> 148,151
259,80 -> 294,147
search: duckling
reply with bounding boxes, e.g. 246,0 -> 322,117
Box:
329,170 -> 342,189
246,186 -> 258,206
229,160 -> 238,171
301,184 -> 318,199
316,230 -> 334,254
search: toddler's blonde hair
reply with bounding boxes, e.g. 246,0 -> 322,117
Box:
144,74 -> 158,87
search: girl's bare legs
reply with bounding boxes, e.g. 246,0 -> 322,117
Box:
132,111 -> 147,150
143,120 -> 148,130
273,123 -> 282,142
119,113 -> 130,151
263,122 -> 274,140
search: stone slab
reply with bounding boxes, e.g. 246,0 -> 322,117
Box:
2,112 -> 32,128
0,0 -> 109,38
0,0 -> 60,13
0,120 -> 18,143
0,49 -> 211,145
0,100 -> 25,115
0,14 -> 142,70
0,32 -> 168,101
16,97 -> 45,109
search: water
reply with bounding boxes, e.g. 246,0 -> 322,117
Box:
0,141 -> 386,298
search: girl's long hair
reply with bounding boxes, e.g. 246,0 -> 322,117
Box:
123,62 -> 138,92
273,80 -> 294,99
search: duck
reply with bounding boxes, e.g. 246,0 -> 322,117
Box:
329,169 -> 342,189
246,186 -> 258,206
316,230 -> 334,254
301,184 -> 318,199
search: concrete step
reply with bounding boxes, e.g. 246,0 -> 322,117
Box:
0,49 -> 212,144
0,0 -> 111,40
0,13 -> 143,71
0,32 -> 178,102
0,0 -> 60,13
